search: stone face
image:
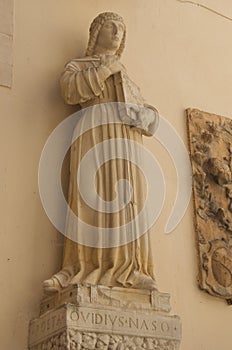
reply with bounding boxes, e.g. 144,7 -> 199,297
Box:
29,285 -> 181,350
0,0 -> 14,87
187,108 -> 232,302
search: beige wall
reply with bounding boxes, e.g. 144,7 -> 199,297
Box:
1,1 -> 232,349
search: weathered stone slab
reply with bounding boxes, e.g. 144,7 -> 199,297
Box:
0,33 -> 13,64
0,0 -> 14,35
0,0 -> 14,87
40,284 -> 171,315
29,303 -> 181,349
0,33 -> 13,86
0,60 -> 12,87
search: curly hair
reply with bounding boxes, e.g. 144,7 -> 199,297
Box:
86,12 -> 126,57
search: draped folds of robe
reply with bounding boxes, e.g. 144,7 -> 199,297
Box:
55,57 -> 155,288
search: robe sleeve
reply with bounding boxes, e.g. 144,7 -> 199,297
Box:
60,60 -> 112,105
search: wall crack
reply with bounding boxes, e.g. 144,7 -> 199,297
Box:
176,0 -> 232,22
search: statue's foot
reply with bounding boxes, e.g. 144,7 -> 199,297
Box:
43,277 -> 61,295
128,272 -> 158,290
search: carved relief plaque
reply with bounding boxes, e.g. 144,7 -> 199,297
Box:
187,108 -> 232,302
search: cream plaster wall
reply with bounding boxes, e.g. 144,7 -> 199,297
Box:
0,1 -> 232,349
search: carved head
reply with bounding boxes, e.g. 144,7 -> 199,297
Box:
86,12 -> 126,57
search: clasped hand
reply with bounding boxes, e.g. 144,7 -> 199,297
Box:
101,55 -> 122,75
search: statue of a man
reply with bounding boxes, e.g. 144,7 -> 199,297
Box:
43,12 -> 159,294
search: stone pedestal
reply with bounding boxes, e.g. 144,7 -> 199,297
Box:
28,285 -> 181,349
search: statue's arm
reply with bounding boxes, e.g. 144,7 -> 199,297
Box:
60,60 -> 112,105
138,103 -> 160,137
143,103 -> 160,136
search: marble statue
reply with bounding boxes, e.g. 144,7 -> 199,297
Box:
43,12 -> 159,294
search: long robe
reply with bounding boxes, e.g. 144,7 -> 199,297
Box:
55,56 -> 155,288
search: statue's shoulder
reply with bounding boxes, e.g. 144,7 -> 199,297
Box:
65,56 -> 101,71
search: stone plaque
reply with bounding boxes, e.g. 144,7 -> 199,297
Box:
187,108 -> 232,302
